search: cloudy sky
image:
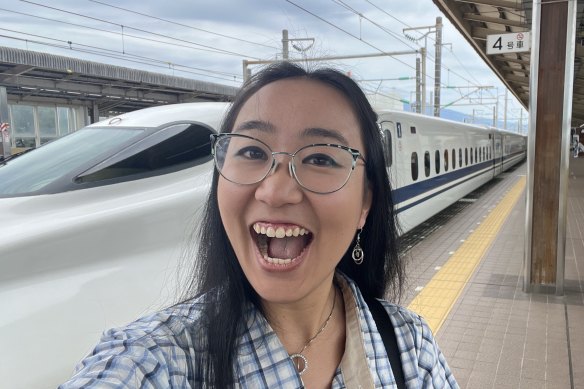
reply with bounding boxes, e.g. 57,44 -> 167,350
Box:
0,0 -> 527,127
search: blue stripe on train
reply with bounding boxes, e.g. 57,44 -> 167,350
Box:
393,151 -> 524,214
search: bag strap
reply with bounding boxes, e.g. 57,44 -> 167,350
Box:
364,295 -> 406,389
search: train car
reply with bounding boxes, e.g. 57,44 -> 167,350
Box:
0,102 -> 227,389
0,103 -> 526,388
377,110 -> 526,232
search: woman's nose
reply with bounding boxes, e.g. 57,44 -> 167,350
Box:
254,157 -> 303,207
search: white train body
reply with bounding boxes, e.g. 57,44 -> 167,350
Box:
377,110 -> 526,233
0,104 -> 525,388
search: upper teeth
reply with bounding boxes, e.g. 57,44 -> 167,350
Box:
253,224 -> 308,238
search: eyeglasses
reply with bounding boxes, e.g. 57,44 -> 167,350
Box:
210,133 -> 366,194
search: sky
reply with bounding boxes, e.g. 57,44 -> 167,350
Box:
0,0 -> 528,131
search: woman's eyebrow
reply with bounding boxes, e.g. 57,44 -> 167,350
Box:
233,120 -> 275,133
234,121 -> 350,145
302,127 -> 349,145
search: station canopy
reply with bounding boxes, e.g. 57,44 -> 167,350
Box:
432,0 -> 584,127
0,46 -> 238,116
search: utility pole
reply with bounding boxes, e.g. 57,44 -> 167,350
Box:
493,106 -> 496,127
415,57 -> 421,113
421,47 -> 426,114
282,29 -> 289,60
433,17 -> 443,117
281,29 -> 314,61
403,19 -> 444,116
244,30 -> 317,81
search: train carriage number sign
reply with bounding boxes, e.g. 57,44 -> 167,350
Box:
486,32 -> 531,55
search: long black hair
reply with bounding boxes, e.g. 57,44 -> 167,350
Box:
183,61 -> 402,388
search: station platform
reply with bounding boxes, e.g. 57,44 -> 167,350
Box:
399,160 -> 584,388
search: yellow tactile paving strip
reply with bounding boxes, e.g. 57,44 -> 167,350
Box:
407,176 -> 526,333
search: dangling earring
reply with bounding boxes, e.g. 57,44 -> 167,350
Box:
352,229 -> 364,265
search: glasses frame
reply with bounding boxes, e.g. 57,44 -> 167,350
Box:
210,133 -> 366,194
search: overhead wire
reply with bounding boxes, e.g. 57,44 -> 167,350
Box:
360,85 -> 408,104
0,27 -> 240,79
18,0 -> 260,59
6,1 -> 520,113
298,0 -> 472,98
288,0 -> 477,108
355,1 -> 504,107
87,0 -> 279,50
0,32 -> 242,83
330,0 -> 477,95
331,0 -> 419,51
0,7 -> 253,59
363,0 -> 412,29
362,0 -> 500,99
284,0 -> 419,74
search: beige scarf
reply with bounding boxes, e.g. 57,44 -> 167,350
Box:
337,276 -> 376,389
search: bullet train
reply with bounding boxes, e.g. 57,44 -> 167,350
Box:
378,110 -> 526,232
0,102 -> 526,388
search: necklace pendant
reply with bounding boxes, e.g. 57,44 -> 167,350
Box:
290,353 -> 309,375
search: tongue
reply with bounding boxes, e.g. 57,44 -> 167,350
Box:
267,236 -> 306,259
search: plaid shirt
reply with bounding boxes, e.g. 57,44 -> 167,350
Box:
60,274 -> 458,388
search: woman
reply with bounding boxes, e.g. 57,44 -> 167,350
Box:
60,62 -> 457,388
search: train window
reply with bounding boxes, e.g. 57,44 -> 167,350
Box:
383,129 -> 392,167
411,152 -> 418,181
435,150 -> 440,174
76,123 -> 214,185
452,148 -> 456,169
424,151 -> 430,177
470,147 -> 473,164
475,148 -> 478,163
459,148 -> 463,167
410,126 -> 417,134
444,149 -> 449,172
465,148 -> 468,166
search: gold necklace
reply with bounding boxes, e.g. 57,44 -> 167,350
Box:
289,286 -> 337,376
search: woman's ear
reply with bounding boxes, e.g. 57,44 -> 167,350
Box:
358,184 -> 372,229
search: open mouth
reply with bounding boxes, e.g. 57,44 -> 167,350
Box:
252,222 -> 313,265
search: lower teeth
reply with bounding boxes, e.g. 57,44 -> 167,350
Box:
263,255 -> 293,265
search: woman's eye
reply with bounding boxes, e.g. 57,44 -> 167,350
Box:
302,153 -> 338,167
237,146 -> 268,160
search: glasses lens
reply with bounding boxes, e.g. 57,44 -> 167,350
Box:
214,135 -> 272,184
294,145 -> 355,193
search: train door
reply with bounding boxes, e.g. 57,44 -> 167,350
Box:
494,133 -> 503,175
380,121 -> 399,188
